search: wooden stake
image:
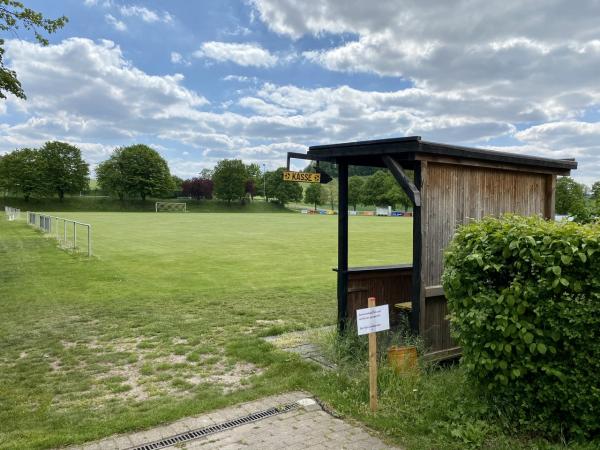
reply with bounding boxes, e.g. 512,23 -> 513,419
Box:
368,296 -> 377,412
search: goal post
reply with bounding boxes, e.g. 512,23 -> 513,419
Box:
155,202 -> 187,212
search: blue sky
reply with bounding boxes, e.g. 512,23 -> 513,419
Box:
2,0 -> 599,183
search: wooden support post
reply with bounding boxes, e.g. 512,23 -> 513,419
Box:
368,296 -> 378,412
411,161 -> 424,334
337,160 -> 349,332
544,174 -> 556,220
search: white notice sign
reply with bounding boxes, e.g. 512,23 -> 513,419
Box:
356,304 -> 390,335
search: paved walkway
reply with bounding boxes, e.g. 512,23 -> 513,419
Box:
70,391 -> 399,450
263,327 -> 337,370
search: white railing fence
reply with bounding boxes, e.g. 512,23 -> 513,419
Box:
4,206 -> 20,221
26,212 -> 92,256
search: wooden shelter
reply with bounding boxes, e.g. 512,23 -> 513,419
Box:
288,136 -> 577,360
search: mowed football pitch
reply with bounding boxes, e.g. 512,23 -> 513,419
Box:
0,212 -> 412,449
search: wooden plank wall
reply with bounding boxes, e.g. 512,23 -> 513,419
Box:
419,161 -> 550,352
346,267 -> 413,327
422,162 -> 549,287
423,295 -> 453,351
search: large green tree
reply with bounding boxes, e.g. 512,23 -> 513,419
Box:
117,144 -> 173,201
39,141 -> 89,200
304,182 -> 322,210
555,176 -> 586,216
0,147 -> 47,200
1,1 -> 68,99
96,149 -> 127,200
265,167 -> 302,206
348,176 -> 365,211
212,159 -> 247,204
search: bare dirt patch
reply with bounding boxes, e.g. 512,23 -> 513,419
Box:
47,336 -> 264,409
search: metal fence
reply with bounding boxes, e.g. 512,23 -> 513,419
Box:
26,212 -> 92,256
4,206 -> 20,221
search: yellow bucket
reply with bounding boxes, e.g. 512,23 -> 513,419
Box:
388,346 -> 418,373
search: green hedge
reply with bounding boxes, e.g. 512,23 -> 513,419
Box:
442,215 -> 600,439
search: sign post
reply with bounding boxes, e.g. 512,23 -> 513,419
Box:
356,297 -> 389,412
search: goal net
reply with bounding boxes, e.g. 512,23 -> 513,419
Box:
155,202 -> 187,212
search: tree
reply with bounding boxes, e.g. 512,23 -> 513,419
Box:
0,147 -> 47,200
39,141 -> 89,200
182,177 -> 213,200
323,178 -> 338,210
348,176 -> 364,211
96,150 -> 126,200
212,159 -> 247,204
245,163 -> 261,200
199,168 -> 213,179
591,181 -> 600,204
98,144 -> 172,201
555,176 -> 586,215
171,175 -> 183,195
245,179 -> 256,200
304,161 -> 378,177
1,1 -> 68,99
265,168 -> 302,206
361,170 -> 410,209
304,183 -> 322,210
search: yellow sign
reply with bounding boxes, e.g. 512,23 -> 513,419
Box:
282,171 -> 321,183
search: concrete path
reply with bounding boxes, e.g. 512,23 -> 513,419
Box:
70,391 -> 399,450
263,326 -> 337,370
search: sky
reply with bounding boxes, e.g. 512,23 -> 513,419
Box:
1,0 -> 599,183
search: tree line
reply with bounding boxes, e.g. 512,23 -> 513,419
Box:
2,141 -> 597,214
304,170 -> 412,211
0,141 -> 89,201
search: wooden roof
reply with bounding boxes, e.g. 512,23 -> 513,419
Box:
307,136 -> 576,175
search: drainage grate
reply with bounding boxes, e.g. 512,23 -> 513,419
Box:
128,402 -> 299,450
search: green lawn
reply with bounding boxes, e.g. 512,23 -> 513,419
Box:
0,213 -> 412,449
2,212 -> 595,450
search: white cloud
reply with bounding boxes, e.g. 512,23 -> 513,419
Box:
105,14 -> 127,31
238,97 -> 295,116
194,42 -> 278,67
170,51 -> 190,66
252,0 -> 600,118
1,38 -> 208,148
2,36 -> 597,182
223,75 -> 259,83
85,1 -> 173,26
170,51 -> 183,63
118,5 -> 172,24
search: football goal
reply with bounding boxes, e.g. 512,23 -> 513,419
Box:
155,202 -> 187,212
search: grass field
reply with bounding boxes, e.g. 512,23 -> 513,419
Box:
0,212 -> 412,449
2,212 -> 597,450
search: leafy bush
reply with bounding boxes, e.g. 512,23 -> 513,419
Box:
443,215 -> 600,439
